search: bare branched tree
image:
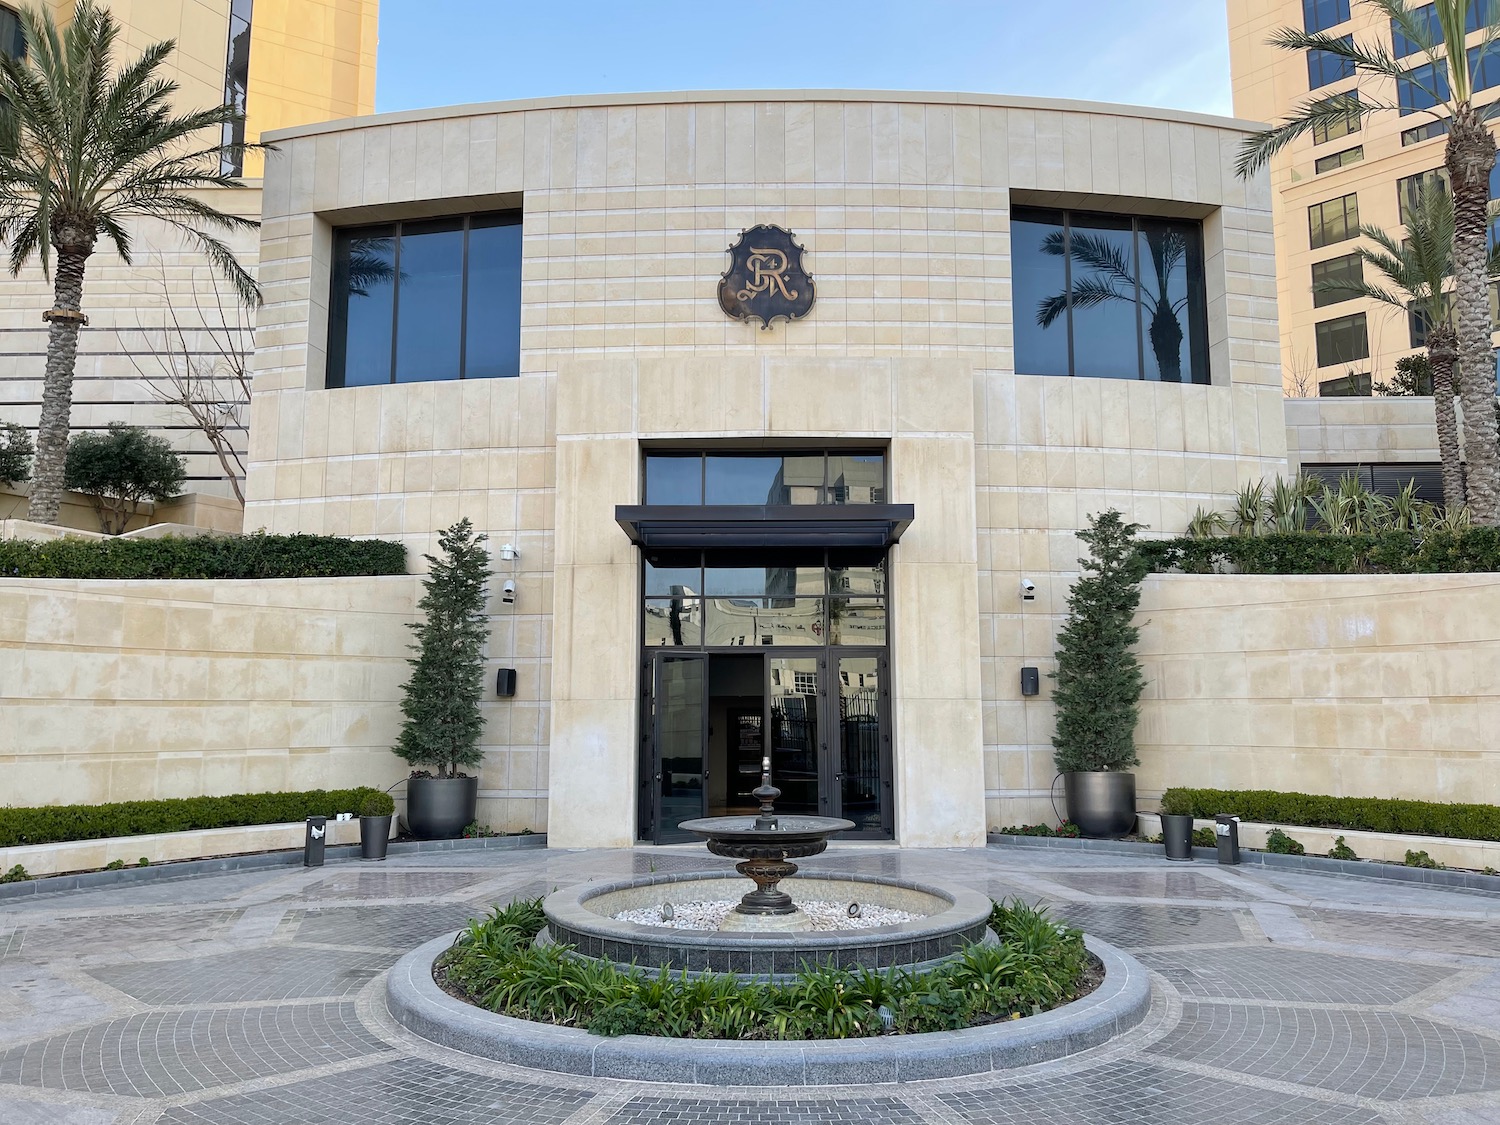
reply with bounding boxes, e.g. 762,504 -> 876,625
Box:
127,261 -> 252,506
1285,349 -> 1317,398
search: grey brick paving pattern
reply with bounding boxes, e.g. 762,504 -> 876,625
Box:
2,848 -> 1500,1124
87,945 -> 398,1004
1148,1003 -> 1500,1099
1136,945 -> 1457,1004
155,1056 -> 593,1125
0,1002 -> 391,1096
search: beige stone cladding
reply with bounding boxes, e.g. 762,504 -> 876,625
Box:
1135,573 -> 1500,809
1284,395 -> 1446,469
0,576 -> 422,815
244,92 -> 1285,842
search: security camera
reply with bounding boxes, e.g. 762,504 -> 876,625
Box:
1020,578 -> 1037,601
501,580 -> 516,605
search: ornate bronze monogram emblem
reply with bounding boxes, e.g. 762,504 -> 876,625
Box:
718,224 -> 815,329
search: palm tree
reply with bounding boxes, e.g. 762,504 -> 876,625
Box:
1313,188 -> 1466,508
1238,0 -> 1500,524
0,2 -> 263,525
1036,227 -> 1195,382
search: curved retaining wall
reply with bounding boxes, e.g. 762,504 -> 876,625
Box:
386,931 -> 1152,1085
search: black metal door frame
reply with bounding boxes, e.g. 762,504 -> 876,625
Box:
647,650 -> 709,844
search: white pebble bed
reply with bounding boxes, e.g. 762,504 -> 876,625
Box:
614,900 -> 925,931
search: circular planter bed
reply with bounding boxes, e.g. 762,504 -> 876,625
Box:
386,929 -> 1150,1086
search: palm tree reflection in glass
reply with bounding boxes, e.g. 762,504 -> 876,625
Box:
1035,227 -> 1194,383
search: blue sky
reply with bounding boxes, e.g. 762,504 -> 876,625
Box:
375,1 -> 1235,118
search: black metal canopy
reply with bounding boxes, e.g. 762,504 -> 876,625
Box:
614,504 -> 914,549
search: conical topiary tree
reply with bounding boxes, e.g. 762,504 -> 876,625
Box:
1051,510 -> 1148,774
394,519 -> 490,779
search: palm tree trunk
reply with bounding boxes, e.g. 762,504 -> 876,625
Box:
26,242 -> 93,524
1428,326 -> 1465,510
1446,108 -> 1500,525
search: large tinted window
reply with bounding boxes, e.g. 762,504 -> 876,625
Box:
220,0 -> 252,175
1312,92 -> 1362,144
1308,37 -> 1356,89
1399,60 -> 1450,113
0,5 -> 24,60
1309,193 -> 1359,248
1304,0 -> 1351,32
327,212 -> 522,388
1315,312 -> 1370,367
1311,253 -> 1363,307
1394,1 -> 1499,56
1011,207 -> 1210,384
643,451 -> 886,505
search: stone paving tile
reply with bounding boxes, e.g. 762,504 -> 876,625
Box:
0,909 -> 239,961
1049,903 -> 1247,948
0,1093 -> 119,1124
1043,871 -> 1251,901
155,1056 -> 593,1125
86,945 -> 397,1004
1147,1002 -> 1500,1099
1137,945 -> 1456,1004
289,870 -> 487,900
0,964 -> 110,1044
938,1059 -> 1385,1124
0,1001 -> 390,1096
1301,909 -> 1500,956
290,904 -> 481,949
0,869 -> 296,912
606,1095 -> 927,1124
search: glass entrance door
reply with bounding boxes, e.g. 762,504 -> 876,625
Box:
651,651 -> 707,843
768,656 -> 822,816
834,652 -> 892,837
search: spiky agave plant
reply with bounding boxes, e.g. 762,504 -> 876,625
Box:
1232,479 -> 1267,537
1267,475 -> 1309,534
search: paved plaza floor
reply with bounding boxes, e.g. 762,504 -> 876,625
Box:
2,844 -> 1499,1124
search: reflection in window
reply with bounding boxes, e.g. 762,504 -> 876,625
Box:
0,5 -> 24,60
1304,0 -> 1350,32
1308,193 -> 1359,248
1012,207 -> 1210,384
1397,168 -> 1447,224
1315,312 -> 1369,367
1312,92 -> 1362,144
1314,145 -> 1364,174
1393,2 -> 1499,57
220,0 -> 253,175
1307,37 -> 1355,89
326,212 -> 522,388
1311,254 -> 1363,308
1399,60 -> 1449,114
644,451 -> 886,505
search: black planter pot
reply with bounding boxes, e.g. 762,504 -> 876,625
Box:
405,776 -> 478,839
1062,771 -> 1137,839
1161,812 -> 1195,861
359,814 -> 392,860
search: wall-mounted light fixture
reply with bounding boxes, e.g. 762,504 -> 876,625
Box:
500,543 -> 519,562
501,579 -> 516,605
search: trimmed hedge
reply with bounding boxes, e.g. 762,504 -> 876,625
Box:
0,787 -> 385,848
1160,787 -> 1500,843
1137,528 -> 1500,576
0,532 -> 407,580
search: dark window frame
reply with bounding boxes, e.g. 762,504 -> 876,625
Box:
1308,36 -> 1357,89
642,450 -> 888,507
1311,253 -> 1364,307
1315,145 -> 1364,173
1312,91 -> 1362,144
220,0 -> 253,176
1399,59 -> 1450,114
1308,192 -> 1360,249
1315,311 -> 1371,367
326,209 -> 524,389
1304,0 -> 1352,32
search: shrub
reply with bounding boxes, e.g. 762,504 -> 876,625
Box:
1160,788 -> 1500,843
1051,511 -> 1148,774
1328,836 -> 1358,861
359,791 -> 395,818
104,859 -> 125,870
64,422 -> 186,534
1404,849 -> 1444,869
0,421 -> 33,488
1264,828 -> 1305,855
138,857 -> 150,867
439,897 -> 1088,1040
0,787 -> 384,848
0,531 -> 406,579
394,519 -> 490,779
1,864 -> 29,883
1137,527 -> 1500,576
1192,826 -> 1216,848
997,823 -> 1081,838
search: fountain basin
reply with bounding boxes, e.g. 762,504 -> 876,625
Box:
542,870 -> 993,979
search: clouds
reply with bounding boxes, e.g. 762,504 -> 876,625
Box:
375,0 -> 1233,118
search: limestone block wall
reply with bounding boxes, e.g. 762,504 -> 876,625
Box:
1133,573 -> 1500,809
0,576 -> 423,814
1284,397 -> 1445,469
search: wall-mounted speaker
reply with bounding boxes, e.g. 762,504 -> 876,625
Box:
1020,667 -> 1040,697
496,668 -> 517,698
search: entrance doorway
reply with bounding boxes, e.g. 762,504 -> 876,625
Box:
642,648 -> 892,843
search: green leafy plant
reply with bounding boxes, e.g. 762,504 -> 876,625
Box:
1,864 -> 30,882
997,823 -> 1081,838
1161,787 -> 1500,843
1186,506 -> 1230,539
1328,836 -> 1358,861
0,530 -> 406,580
0,786 -> 388,848
0,421 -> 33,488
1404,849 -> 1444,869
1484,866 -> 1497,876
359,791 -> 395,818
1138,526 -> 1500,577
438,898 -> 1088,1041
1192,826 -> 1216,848
103,859 -> 125,870
394,519 -> 490,780
1051,510 -> 1147,774
0,1 -> 266,526
1264,828 -> 1305,855
62,422 -> 185,534
137,857 -> 149,867
1232,479 -> 1267,536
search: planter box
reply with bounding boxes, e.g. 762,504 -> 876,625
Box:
1136,813 -> 1500,871
0,815 -> 398,878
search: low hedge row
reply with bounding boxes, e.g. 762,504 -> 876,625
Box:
0,532 -> 407,580
0,787 -> 386,848
1137,528 -> 1500,576
1160,787 -> 1500,842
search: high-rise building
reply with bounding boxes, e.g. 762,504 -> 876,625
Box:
0,1 -> 378,519
1228,0 -> 1498,398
